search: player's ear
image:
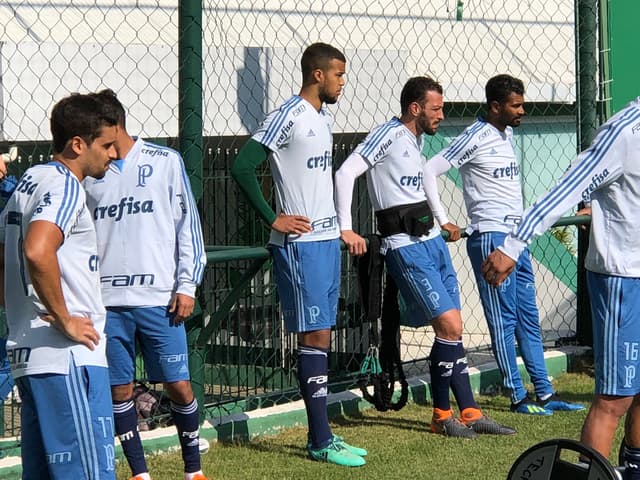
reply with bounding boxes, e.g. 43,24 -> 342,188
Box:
312,68 -> 324,84
489,100 -> 501,115
69,136 -> 87,156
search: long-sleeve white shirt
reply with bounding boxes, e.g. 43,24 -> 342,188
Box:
424,118 -> 524,233
84,138 -> 206,307
335,117 -> 440,252
500,97 -> 640,277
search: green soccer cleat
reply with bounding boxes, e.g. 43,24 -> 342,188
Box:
307,439 -> 366,467
332,434 -> 367,456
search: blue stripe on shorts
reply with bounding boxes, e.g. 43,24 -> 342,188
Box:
270,239 -> 340,333
16,358 -> 115,480
588,271 -> 640,396
384,235 -> 460,327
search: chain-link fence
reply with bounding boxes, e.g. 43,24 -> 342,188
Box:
0,0 -> 598,441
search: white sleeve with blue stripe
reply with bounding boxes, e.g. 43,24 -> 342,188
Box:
500,108 -> 635,260
31,166 -> 83,236
171,153 -> 206,297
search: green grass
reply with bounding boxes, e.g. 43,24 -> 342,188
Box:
117,372 -> 625,480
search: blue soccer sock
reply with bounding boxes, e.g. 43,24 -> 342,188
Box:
429,337 -> 455,411
449,339 -> 478,411
297,344 -> 332,449
171,398 -> 201,474
113,399 -> 148,476
623,444 -> 640,480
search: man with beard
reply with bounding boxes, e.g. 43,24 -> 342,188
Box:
423,74 -> 584,416
335,76 -> 515,438
0,93 -> 118,479
232,43 -> 366,467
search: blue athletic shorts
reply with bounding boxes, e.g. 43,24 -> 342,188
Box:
16,358 -> 115,480
270,239 -> 340,333
588,271 -> 640,396
384,236 -> 460,327
106,306 -> 190,385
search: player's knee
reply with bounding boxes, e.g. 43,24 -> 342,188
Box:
165,380 -> 194,404
298,329 -> 331,349
111,382 -> 135,402
592,394 -> 633,419
432,309 -> 463,340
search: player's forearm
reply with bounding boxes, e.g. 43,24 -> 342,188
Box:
25,250 -> 70,322
335,152 -> 368,231
422,155 -> 451,225
173,184 -> 207,287
231,139 -> 277,226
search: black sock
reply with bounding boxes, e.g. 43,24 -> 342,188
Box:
297,344 -> 332,449
113,399 -> 148,475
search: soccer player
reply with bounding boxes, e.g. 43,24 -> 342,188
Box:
231,43 -> 367,467
0,93 -> 118,479
84,90 -> 207,480
0,156 -> 16,401
335,76 -> 516,438
422,74 -> 584,415
482,97 -> 640,479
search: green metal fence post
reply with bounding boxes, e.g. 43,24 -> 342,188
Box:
179,0 -> 205,420
179,0 -> 204,202
575,0 -> 598,347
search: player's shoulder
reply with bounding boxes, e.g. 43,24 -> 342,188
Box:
462,117 -> 493,142
271,95 -> 307,119
605,101 -> 640,136
367,117 -> 405,143
24,162 -> 76,185
138,141 -> 182,161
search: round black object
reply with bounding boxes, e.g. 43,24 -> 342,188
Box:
507,438 -> 618,480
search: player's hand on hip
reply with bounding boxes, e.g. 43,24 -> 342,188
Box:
169,293 -> 195,325
41,314 -> 100,350
481,250 -> 516,287
440,222 -> 462,242
340,230 -> 367,256
271,213 -> 312,234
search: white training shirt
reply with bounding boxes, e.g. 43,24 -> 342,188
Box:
252,95 -> 339,246
500,97 -> 640,277
0,163 -> 107,378
336,117 -> 440,252
84,138 -> 206,307
426,118 -> 523,233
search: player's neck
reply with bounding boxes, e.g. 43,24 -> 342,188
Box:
399,114 -> 419,138
115,131 -> 136,160
52,155 -> 85,181
298,88 -> 322,111
486,114 -> 507,132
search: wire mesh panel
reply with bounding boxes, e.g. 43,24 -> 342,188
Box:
201,0 -> 581,397
0,0 -> 598,439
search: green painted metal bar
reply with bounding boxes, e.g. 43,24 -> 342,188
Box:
576,0 -> 598,347
179,0 -> 204,420
196,258 -> 268,346
206,247 -> 270,264
198,215 -> 590,348
178,0 -> 203,201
